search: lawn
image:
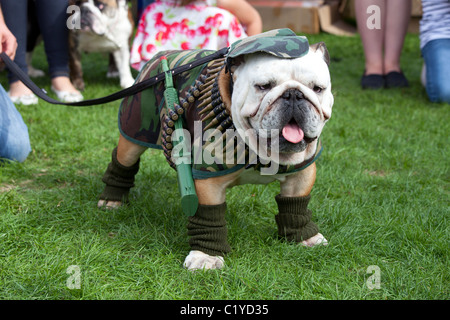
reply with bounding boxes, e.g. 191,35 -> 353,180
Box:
0,32 -> 448,301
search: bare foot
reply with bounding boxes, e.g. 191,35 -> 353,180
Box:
51,76 -> 83,102
364,62 -> 383,76
9,81 -> 34,97
51,76 -> 80,93
8,81 -> 38,105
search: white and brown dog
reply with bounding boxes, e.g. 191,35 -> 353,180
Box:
98,30 -> 334,270
68,0 -> 135,90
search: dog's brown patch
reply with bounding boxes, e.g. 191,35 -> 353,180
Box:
217,69 -> 232,115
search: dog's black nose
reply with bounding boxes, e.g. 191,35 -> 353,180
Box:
282,89 -> 304,102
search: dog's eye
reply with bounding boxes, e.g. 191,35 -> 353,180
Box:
313,86 -> 323,93
256,83 -> 272,91
94,0 -> 105,10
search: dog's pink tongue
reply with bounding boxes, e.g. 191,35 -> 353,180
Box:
282,122 -> 304,143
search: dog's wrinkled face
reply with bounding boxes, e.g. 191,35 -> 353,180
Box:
230,44 -> 333,166
76,0 -> 121,35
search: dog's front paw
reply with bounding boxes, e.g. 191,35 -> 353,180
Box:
72,78 -> 85,91
183,250 -> 224,271
97,199 -> 123,210
301,233 -> 328,247
120,76 -> 135,88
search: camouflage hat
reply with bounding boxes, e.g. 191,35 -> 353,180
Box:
227,28 -> 309,60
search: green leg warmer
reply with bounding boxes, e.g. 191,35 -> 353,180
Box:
99,147 -> 140,202
275,194 -> 319,242
187,203 -> 231,257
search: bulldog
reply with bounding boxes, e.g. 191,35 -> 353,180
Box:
68,0 -> 134,90
97,29 -> 334,270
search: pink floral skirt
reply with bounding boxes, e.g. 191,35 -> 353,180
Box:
130,0 -> 247,70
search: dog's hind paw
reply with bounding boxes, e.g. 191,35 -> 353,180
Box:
301,233 -> 328,247
28,67 -> 45,78
106,70 -> 120,78
183,250 -> 224,271
97,199 -> 123,210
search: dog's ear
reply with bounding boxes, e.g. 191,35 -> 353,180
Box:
225,55 -> 245,97
226,55 -> 245,74
310,42 -> 330,66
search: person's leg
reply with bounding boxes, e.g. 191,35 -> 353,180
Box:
35,0 -> 81,99
0,85 -> 31,163
355,0 -> 386,88
383,0 -> 411,88
34,0 -> 69,79
383,0 -> 411,73
1,0 -> 36,101
355,0 -> 386,75
422,39 -> 450,104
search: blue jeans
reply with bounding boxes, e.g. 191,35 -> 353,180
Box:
1,0 -> 70,84
0,84 -> 31,162
421,39 -> 450,104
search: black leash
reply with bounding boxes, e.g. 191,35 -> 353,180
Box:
0,48 -> 228,107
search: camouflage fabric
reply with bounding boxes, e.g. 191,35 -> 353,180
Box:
227,28 -> 309,60
119,49 -> 215,149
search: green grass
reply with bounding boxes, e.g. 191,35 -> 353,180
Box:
0,33 -> 448,300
